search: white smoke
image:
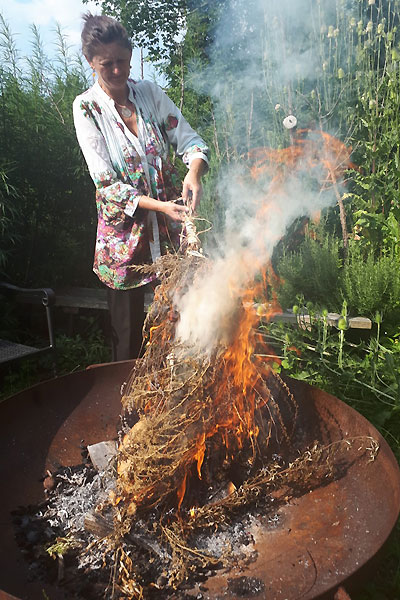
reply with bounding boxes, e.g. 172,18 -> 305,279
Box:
174,0 -> 353,354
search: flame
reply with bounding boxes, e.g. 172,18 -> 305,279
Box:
117,128 -> 353,513
173,131 -> 352,495
177,472 -> 187,510
193,432 -> 206,479
248,129 -> 355,186
169,279 -> 280,508
148,324 -> 162,344
227,481 -> 236,496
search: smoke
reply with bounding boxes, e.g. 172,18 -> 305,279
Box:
174,0 -> 353,354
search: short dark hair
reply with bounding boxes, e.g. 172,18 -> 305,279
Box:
81,12 -> 132,61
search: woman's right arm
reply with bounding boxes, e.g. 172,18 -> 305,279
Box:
72,97 -> 186,222
137,196 -> 188,221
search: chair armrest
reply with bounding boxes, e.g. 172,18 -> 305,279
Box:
0,281 -> 56,352
0,281 -> 55,307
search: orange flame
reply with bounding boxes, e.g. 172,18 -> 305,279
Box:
177,472 -> 187,510
171,131 -> 354,500
118,128 -> 353,512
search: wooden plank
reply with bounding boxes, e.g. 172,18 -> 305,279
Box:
347,316 -> 372,330
55,287 -> 108,310
55,287 -> 154,311
53,291 -> 372,330
255,307 -> 372,330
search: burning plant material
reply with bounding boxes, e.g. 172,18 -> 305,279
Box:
12,132 -> 379,599
113,128 -> 356,526
116,249 -> 290,517
11,250 -> 382,598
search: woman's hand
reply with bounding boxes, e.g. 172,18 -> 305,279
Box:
182,158 -> 208,212
138,195 -> 187,222
161,201 -> 188,222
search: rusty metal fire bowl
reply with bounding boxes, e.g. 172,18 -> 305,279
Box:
0,361 -> 399,600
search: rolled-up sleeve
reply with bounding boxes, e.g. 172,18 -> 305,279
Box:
72,97 -> 140,218
146,82 -> 209,168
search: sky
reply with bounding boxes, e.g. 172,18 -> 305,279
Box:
0,0 -> 158,81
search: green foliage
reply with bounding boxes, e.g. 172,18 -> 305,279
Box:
276,232 -> 400,323
344,1 -> 400,199
342,244 -> 400,321
264,315 -> 400,447
0,161 -> 21,270
0,15 -> 97,288
276,234 -> 343,311
54,319 -> 111,373
92,0 -> 189,63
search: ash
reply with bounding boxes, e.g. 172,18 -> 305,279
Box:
12,461 -> 120,598
13,458 -> 283,599
45,467 -> 106,531
42,464 -> 114,570
195,515 -> 257,561
193,510 -> 281,566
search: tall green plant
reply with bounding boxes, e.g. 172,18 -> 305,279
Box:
0,161 -> 21,270
344,0 -> 400,252
0,14 -> 97,288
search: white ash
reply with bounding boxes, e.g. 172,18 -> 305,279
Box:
43,468 -> 111,532
34,463 -> 283,582
194,512 -> 279,561
40,466 -> 116,571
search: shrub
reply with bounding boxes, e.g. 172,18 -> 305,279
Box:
276,234 -> 342,311
342,244 -> 400,320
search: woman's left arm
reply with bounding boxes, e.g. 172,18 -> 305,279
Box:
182,157 -> 208,212
147,82 -> 209,212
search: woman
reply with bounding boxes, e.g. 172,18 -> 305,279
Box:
73,13 -> 209,361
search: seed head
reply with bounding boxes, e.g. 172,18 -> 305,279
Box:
283,115 -> 297,129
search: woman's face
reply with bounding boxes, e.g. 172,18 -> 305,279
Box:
90,42 -> 132,95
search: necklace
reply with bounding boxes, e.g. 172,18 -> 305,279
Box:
115,100 -> 132,118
